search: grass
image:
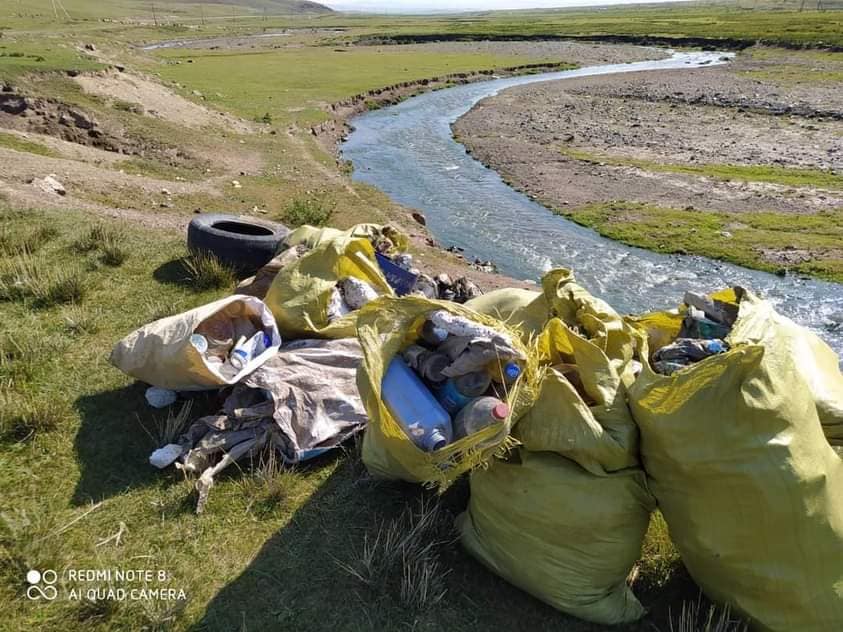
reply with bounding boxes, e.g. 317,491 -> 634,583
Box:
182,250 -> 236,291
0,250 -> 86,307
283,195 -> 334,227
0,131 -> 56,157
559,146 -> 843,191
72,224 -> 129,267
153,46 -> 566,125
558,201 -> 843,283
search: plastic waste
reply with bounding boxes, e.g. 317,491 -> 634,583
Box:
145,386 -> 177,408
381,357 -> 453,451
436,371 -> 492,414
680,306 -> 732,340
149,443 -> 183,469
229,331 -> 271,371
655,338 -> 728,364
326,286 -> 352,322
488,361 -> 521,385
402,345 -> 449,385
374,252 -> 418,296
340,277 -> 379,310
453,397 -> 509,440
420,320 -> 448,346
190,333 -> 208,353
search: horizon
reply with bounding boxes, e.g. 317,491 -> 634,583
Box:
321,0 -> 693,14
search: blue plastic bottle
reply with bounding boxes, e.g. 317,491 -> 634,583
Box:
381,357 -> 453,451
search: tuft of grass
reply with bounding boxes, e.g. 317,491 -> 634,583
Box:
283,196 -> 334,227
100,233 -> 129,267
182,251 -> 236,291
636,511 -> 682,590
337,497 -> 451,612
72,225 -> 113,253
62,305 -> 101,336
0,224 -> 59,256
72,225 -> 129,267
0,394 -> 71,442
668,596 -> 749,632
0,251 -> 86,307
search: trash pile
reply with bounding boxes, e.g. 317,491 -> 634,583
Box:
110,224 -> 843,630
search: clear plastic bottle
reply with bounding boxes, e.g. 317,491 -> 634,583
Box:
453,397 -> 509,440
381,357 -> 453,452
229,331 -> 270,371
435,371 -> 492,415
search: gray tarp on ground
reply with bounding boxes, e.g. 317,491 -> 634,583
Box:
177,338 -> 367,512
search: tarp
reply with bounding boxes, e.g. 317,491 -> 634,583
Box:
356,295 -> 538,488
178,338 -> 367,512
457,449 -> 654,625
628,291 -> 843,631
110,295 -> 280,390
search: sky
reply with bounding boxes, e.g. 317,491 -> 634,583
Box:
322,0 -> 683,12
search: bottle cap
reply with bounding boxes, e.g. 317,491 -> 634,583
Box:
492,403 -> 510,420
504,363 -> 521,380
426,429 -> 449,451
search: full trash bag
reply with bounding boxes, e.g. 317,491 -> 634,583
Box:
264,231 -> 394,340
356,295 -> 537,487
630,288 -> 843,447
457,315 -> 653,624
283,223 -> 408,252
110,295 -> 281,390
457,449 -> 654,625
628,291 -> 843,631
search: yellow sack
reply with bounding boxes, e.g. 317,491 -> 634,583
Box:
110,295 -> 281,391
464,287 -> 546,340
283,223 -> 408,252
629,293 -> 843,631
356,296 -> 537,487
630,289 -> 843,447
516,318 -> 639,473
457,449 -> 654,625
264,234 -> 393,340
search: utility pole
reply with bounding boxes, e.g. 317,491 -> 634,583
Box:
151,1 -> 159,27
200,3 -> 206,26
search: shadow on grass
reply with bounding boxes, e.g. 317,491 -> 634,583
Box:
189,459 -> 628,632
152,258 -> 196,290
72,383 -> 222,505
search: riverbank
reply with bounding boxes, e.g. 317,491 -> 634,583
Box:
453,46 -> 843,283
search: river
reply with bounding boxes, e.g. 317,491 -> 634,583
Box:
341,50 -> 843,353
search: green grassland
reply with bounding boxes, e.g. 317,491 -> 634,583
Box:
559,202 -> 843,282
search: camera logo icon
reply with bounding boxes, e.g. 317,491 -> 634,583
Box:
26,569 -> 58,601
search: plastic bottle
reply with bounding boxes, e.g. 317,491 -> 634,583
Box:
190,333 -> 208,354
488,361 -> 521,385
381,357 -> 453,452
402,345 -> 449,385
453,397 -> 509,440
229,331 -> 271,371
419,320 -> 448,346
436,371 -> 492,415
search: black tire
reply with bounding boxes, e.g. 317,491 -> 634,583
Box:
187,214 -> 288,274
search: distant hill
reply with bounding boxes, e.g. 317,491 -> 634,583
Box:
164,0 -> 334,13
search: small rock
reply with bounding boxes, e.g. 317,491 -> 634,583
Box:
36,174 -> 66,196
411,211 -> 426,226
159,202 -> 173,209
84,43 -> 97,51
192,90 -> 203,98
719,231 -> 733,239
0,96 -> 28,115
231,180 -> 242,189
161,188 -> 172,196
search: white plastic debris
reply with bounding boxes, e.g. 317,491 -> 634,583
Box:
429,309 -> 512,345
326,286 -> 352,322
145,386 -> 178,408
149,443 -> 183,469
339,277 -> 379,310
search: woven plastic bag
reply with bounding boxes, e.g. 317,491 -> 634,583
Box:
457,448 -> 654,625
110,295 -> 281,390
264,232 -> 393,340
457,314 -> 653,624
356,295 -> 538,487
630,288 -> 843,447
628,291 -> 843,631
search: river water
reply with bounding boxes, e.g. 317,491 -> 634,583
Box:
341,50 -> 843,353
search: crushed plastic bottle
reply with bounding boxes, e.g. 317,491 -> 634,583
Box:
229,331 -> 271,371
340,277 -> 379,310
655,338 -> 729,364
382,357 -> 453,451
488,361 -> 521,385
453,397 -> 509,440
